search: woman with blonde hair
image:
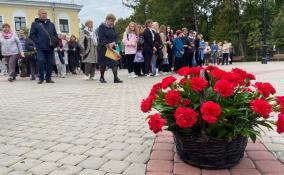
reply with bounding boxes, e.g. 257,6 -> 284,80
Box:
152,22 -> 163,76
122,21 -> 138,78
159,25 -> 169,73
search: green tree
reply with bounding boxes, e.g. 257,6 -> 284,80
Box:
270,6 -> 284,51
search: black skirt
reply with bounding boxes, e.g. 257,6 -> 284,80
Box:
97,45 -> 119,68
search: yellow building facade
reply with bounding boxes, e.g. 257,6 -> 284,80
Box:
0,0 -> 82,37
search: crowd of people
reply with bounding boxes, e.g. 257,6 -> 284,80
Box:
0,8 -> 235,84
119,19 -> 235,78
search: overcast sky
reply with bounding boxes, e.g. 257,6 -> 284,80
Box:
72,0 -> 133,27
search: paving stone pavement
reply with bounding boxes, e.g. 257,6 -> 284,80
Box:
0,62 -> 283,175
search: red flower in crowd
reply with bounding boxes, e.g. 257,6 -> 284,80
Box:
246,73 -> 256,80
205,65 -> 218,71
189,67 -> 203,77
174,107 -> 198,128
210,68 -> 226,80
190,77 -> 208,93
276,96 -> 284,114
277,113 -> 284,134
201,101 -> 222,124
177,67 -> 191,76
141,96 -> 155,113
182,99 -> 191,106
161,76 -> 177,89
232,68 -> 248,80
254,82 -> 276,98
149,83 -> 161,96
179,78 -> 187,85
165,89 -> 181,107
148,113 -> 166,134
214,79 -> 235,98
250,98 -> 272,118
222,72 -> 244,87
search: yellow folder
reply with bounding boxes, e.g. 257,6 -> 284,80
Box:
105,48 -> 121,61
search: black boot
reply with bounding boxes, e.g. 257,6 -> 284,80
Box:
100,77 -> 107,83
112,66 -> 123,83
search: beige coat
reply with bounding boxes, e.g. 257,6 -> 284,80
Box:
79,29 -> 98,63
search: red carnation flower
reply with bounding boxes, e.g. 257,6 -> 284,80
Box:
201,101 -> 222,124
182,99 -> 191,106
214,79 -> 235,98
148,113 -> 166,134
141,97 -> 154,113
174,107 -> 198,128
189,67 -> 203,77
190,77 -> 208,93
222,72 -> 244,87
277,113 -> 284,134
161,76 -> 176,89
232,68 -> 248,80
210,68 -> 226,80
179,78 -> 187,85
178,67 -> 191,76
246,73 -> 256,80
276,96 -> 284,113
250,98 -> 272,118
254,82 -> 276,98
205,65 -> 218,71
149,83 -> 161,96
165,89 -> 181,107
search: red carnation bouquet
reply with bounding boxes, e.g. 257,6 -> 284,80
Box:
141,66 -> 284,141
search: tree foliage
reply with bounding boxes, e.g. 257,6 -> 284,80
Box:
116,0 -> 284,56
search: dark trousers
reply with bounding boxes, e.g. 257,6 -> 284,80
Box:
27,55 -> 37,78
222,53 -> 229,65
167,48 -> 173,69
37,49 -> 54,81
5,55 -> 18,78
85,63 -> 96,78
174,57 -> 183,71
184,51 -> 194,67
144,53 -> 152,75
125,54 -> 135,74
134,62 -> 145,76
68,57 -> 77,73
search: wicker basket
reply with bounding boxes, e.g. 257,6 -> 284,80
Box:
174,132 -> 248,169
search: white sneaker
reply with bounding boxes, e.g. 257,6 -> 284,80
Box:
146,74 -> 151,77
84,75 -> 89,80
132,74 -> 138,78
90,77 -> 97,80
128,73 -> 132,78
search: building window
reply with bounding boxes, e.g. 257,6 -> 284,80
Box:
59,19 -> 69,33
14,17 -> 26,31
0,16 -> 3,31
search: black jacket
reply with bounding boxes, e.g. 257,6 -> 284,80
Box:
143,28 -> 155,55
30,18 -> 58,50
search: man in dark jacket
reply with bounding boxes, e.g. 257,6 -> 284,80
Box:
143,19 -> 156,76
30,8 -> 58,84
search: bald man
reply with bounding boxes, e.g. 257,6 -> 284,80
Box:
30,9 -> 58,84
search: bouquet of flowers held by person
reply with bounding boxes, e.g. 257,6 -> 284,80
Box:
141,66 -> 284,142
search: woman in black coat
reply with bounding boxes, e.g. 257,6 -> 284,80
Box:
68,35 -> 79,74
97,14 -> 122,83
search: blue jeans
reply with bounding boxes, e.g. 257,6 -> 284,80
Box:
37,49 -> 54,81
151,55 -> 157,75
198,49 -> 205,66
